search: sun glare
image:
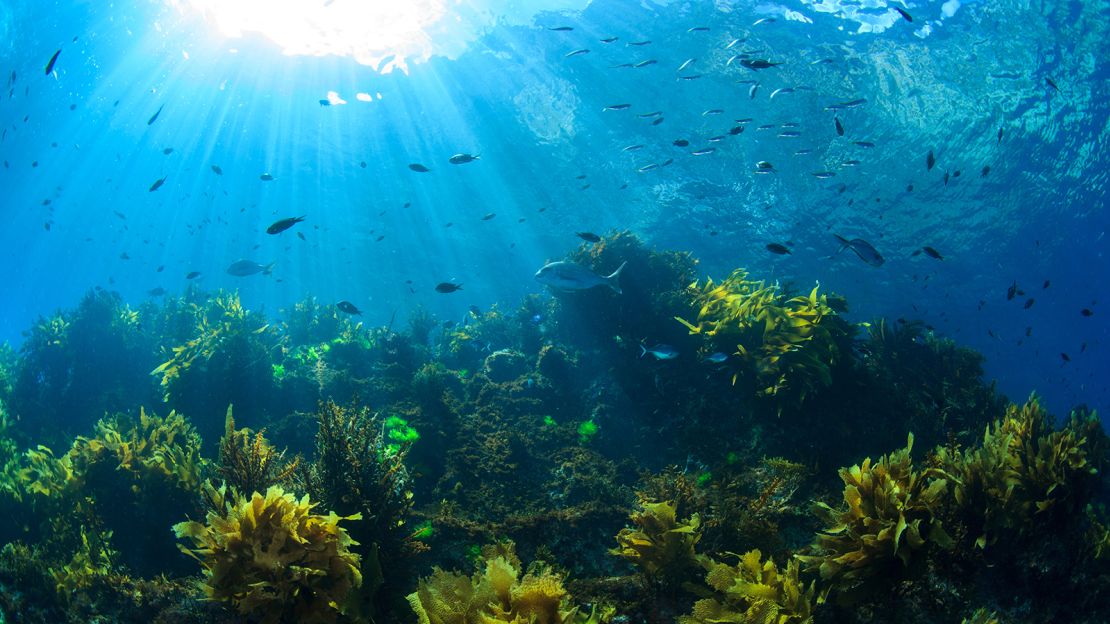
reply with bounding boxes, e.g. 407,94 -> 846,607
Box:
176,0 -> 450,73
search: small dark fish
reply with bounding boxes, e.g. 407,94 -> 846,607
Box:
266,215 -> 305,235
622,144 -> 645,152
600,37 -> 619,43
603,103 -> 631,111
893,6 -> 913,21
449,153 -> 480,164
672,139 -> 691,148
833,234 -> 884,267
756,160 -> 775,172
811,171 -> 836,179
360,161 -> 367,168
678,74 -> 702,81
481,213 -> 496,221
297,232 -> 306,241
651,117 -> 664,126
1060,352 -> 1070,362
739,59 -> 780,70
436,282 -> 463,293
149,176 -> 167,192
1023,298 -> 1035,309
1042,280 -> 1050,289
854,141 -> 875,148
156,265 -> 164,273
186,271 -> 201,279
729,126 -> 745,135
1007,281 -> 1018,300
943,170 -> 950,186
337,300 -> 362,315
927,150 -> 936,170
120,252 -> 130,260
45,49 -> 61,75
823,98 -> 868,111
147,104 -> 165,126
638,111 -> 662,118
211,165 -> 223,175
687,26 -> 709,32
634,59 -> 657,68
162,147 -> 174,155
835,116 -> 844,136
1045,77 -> 1059,92
148,287 -> 166,297
981,165 -> 991,177
408,163 -> 430,173
576,232 -> 601,242
565,49 -> 590,58
260,173 -> 275,181
691,147 -> 716,156
548,26 -> 574,31
1081,308 -> 1093,316
921,246 -> 943,260
766,243 -> 791,255
997,127 -> 1004,144
628,40 -> 652,46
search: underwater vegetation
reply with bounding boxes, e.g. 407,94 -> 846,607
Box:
0,234 -> 1106,623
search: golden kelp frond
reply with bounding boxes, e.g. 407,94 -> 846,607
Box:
174,482 -> 362,624
961,608 -> 1000,624
939,394 -> 1100,548
68,407 -> 206,493
216,406 -> 297,496
407,541 -> 609,624
50,525 -> 116,597
17,444 -> 74,499
675,270 -> 851,401
611,499 -> 702,580
679,549 -> 815,624
797,434 -> 953,600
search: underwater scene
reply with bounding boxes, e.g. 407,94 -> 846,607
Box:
1,0 -> 1108,622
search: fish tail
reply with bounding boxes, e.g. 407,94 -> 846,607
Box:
832,234 -> 850,253
606,261 -> 627,294
639,343 -> 647,358
263,262 -> 276,276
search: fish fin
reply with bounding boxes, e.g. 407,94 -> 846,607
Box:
263,262 -> 275,276
606,261 -> 627,294
639,343 -> 647,358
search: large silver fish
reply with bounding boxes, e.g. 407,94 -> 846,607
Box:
535,260 -> 626,293
226,259 -> 274,276
833,234 -> 884,267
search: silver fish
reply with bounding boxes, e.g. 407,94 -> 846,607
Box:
535,261 -> 626,293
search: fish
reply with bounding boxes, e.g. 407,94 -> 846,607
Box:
637,163 -> 659,172
842,159 -> 861,167
408,163 -> 430,173
576,232 -> 601,242
702,109 -> 723,116
707,135 -> 725,142
634,59 -> 657,68
162,147 -> 174,155
1060,352 -> 1071,362
676,58 -> 696,73
691,147 -> 716,156
449,153 -> 479,164
673,139 -> 690,147
687,25 -> 710,32
981,165 -> 991,177
766,243 -> 791,255
266,215 -> 305,235
756,161 -> 775,172
997,127 -> 1004,143
603,103 -> 631,111
778,131 -> 801,138
600,37 -> 619,43
435,282 -> 463,293
752,17 -> 776,25
703,352 -> 729,364
226,260 -> 274,276
211,165 -> 223,175
186,271 -> 201,279
638,111 -> 662,118
336,300 -> 362,315
739,59 -> 780,70
749,83 -> 759,99
628,40 -> 652,46
547,26 -> 574,31
149,176 -> 167,192
725,38 -> 744,49
1007,281 -> 1018,300
811,171 -> 836,178
534,260 -> 626,293
943,170 -> 950,186
927,150 -> 936,170
147,104 -> 165,126
1042,280 -> 1050,289
148,287 -> 166,297
1081,308 -> 1093,316
622,145 -> 645,152
833,234 -> 884,267
729,126 -> 744,135
1024,298 -> 1035,309
893,6 -> 913,22
640,343 -> 679,360
565,49 -> 590,57
854,141 -> 875,148
651,117 -> 664,126
481,213 -> 496,221
260,173 -> 275,181
1045,77 -> 1059,92
823,98 -> 867,111
770,87 -> 794,99
45,49 -> 61,75
921,246 -> 943,260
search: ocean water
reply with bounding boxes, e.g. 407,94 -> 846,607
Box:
1,0 -> 1109,622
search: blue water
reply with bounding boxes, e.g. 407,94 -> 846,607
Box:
1,0 -> 1107,420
